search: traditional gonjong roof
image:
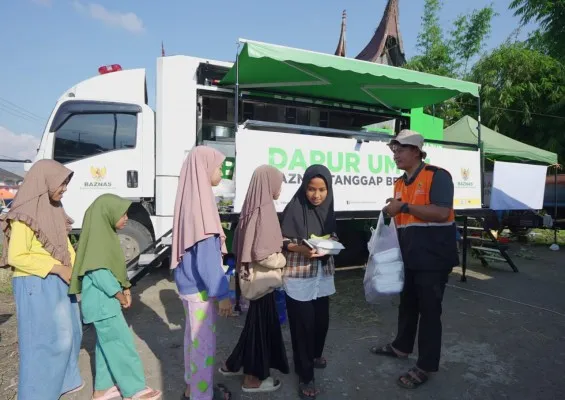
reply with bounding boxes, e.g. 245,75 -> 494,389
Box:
334,10 -> 347,57
355,0 -> 406,66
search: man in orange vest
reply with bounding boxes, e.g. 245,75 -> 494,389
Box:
370,129 -> 458,390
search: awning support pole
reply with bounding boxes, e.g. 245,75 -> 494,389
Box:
233,41 -> 242,310
554,166 -> 558,245
477,96 -> 484,208
234,42 -> 241,133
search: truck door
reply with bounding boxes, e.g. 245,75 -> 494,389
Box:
46,100 -> 154,229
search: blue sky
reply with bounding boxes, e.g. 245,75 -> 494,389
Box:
0,0 -> 534,173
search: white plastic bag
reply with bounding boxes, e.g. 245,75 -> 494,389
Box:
364,213 -> 405,303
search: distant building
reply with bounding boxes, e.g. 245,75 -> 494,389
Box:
335,0 -> 406,67
335,10 -> 347,57
0,168 -> 23,187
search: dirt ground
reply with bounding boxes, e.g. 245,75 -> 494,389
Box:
1,243 -> 565,400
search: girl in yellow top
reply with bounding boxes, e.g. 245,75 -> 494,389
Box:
0,160 -> 83,400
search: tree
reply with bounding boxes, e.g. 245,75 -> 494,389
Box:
404,0 -> 496,125
450,7 -> 497,76
406,0 -> 496,79
510,0 -> 565,61
405,0 -> 454,77
470,42 -> 565,161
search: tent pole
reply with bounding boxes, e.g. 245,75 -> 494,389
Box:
477,96 -> 484,208
554,166 -> 558,245
234,41 -> 240,133
233,41 -> 242,312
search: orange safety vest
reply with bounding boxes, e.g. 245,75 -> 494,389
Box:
393,164 -> 455,229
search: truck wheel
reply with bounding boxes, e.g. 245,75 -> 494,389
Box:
118,219 -> 153,264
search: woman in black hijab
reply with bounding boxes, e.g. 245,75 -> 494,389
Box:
280,164 -> 338,400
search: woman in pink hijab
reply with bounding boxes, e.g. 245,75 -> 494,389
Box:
219,165 -> 289,393
171,146 -> 232,400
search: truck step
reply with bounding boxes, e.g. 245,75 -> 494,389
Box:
127,267 -> 144,281
161,236 -> 172,245
138,253 -> 159,266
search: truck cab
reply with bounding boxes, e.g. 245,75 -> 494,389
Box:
32,67 -> 156,262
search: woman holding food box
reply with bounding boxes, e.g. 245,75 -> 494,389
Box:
280,164 -> 342,400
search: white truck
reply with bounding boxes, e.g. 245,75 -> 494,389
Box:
29,40 -> 482,281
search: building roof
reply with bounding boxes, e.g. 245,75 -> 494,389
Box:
0,167 -> 23,184
355,0 -> 406,66
334,10 -> 347,57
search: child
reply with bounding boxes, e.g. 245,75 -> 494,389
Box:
2,160 -> 83,399
171,146 -> 233,400
69,194 -> 161,400
280,164 -> 338,399
220,165 -> 290,393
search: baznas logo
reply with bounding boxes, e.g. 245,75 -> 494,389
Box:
461,168 -> 470,181
90,167 -> 107,181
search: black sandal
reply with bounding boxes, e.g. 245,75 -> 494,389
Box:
298,381 -> 319,399
313,357 -> 327,369
181,383 -> 231,400
213,383 -> 232,400
396,367 -> 429,389
370,343 -> 408,359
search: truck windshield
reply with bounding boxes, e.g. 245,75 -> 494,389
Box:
51,101 -> 139,164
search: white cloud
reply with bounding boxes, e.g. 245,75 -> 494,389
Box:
0,127 -> 39,174
32,0 -> 52,6
72,1 -> 145,34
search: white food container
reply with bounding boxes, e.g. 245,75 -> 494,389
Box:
308,239 -> 345,256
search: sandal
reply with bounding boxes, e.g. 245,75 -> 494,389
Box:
65,381 -> 85,395
92,386 -> 121,400
370,343 -> 408,359
314,357 -> 327,369
218,365 -> 244,377
396,367 -> 429,390
242,376 -> 281,393
125,387 -> 162,399
213,384 -> 232,400
298,381 -> 319,399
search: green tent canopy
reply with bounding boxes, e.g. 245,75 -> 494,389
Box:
444,116 -> 558,165
220,40 -> 480,110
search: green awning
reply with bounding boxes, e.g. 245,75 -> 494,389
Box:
220,40 -> 480,110
444,116 -> 558,165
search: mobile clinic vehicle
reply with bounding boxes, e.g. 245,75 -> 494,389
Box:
29,39 -> 484,282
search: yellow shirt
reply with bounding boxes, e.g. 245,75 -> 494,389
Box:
8,220 -> 76,278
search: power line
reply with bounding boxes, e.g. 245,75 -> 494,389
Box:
0,97 -> 46,125
0,104 -> 43,124
0,97 -> 45,120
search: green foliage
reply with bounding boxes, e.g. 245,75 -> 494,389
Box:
450,6 -> 498,75
510,0 -> 565,61
405,0 -> 496,125
405,0 -> 455,77
470,42 -> 565,161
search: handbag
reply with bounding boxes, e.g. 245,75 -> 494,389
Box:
239,252 -> 286,301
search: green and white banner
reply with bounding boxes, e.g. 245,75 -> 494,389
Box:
234,129 -> 481,212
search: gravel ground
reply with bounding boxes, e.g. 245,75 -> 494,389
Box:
1,243 -> 565,400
